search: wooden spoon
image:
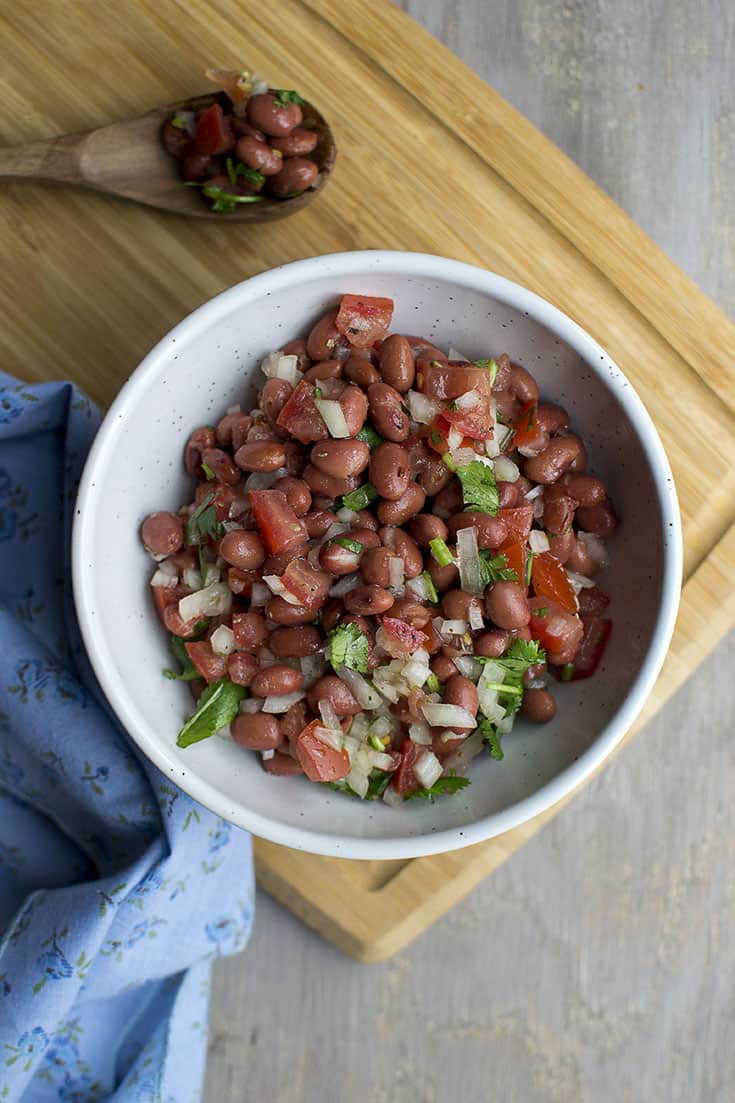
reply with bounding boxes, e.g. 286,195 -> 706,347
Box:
0,92 -> 336,221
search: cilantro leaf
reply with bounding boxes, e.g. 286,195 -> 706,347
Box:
200,185 -> 266,213
340,483 -> 379,512
501,637 -> 545,671
327,622 -> 370,673
478,550 -> 518,586
275,89 -> 306,106
225,158 -> 265,188
163,635 -> 200,681
356,424 -> 383,450
176,678 -> 246,747
456,460 -> 499,515
184,491 -> 224,546
405,772 -> 471,801
477,713 -> 504,760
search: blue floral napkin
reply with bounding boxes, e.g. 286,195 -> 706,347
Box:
0,375 -> 254,1103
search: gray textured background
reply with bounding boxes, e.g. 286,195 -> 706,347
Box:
204,3 -> 735,1100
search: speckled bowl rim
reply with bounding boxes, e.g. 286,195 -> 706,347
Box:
72,251 -> 683,859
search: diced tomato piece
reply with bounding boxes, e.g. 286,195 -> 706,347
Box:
275,380 -> 328,444
193,103 -> 232,155
248,489 -> 307,556
511,401 -> 539,450
417,361 -> 491,401
531,551 -> 577,613
392,741 -> 422,795
382,616 -> 428,653
557,617 -> 612,680
425,416 -> 450,455
528,597 -> 584,663
296,720 -> 351,782
577,585 -> 610,619
498,540 -> 527,587
151,582 -> 188,621
280,558 -> 331,609
185,640 -> 228,684
335,294 -> 394,348
497,505 -> 534,543
442,395 -> 495,440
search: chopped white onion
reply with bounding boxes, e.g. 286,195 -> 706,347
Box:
468,603 -> 485,631
566,569 -> 596,593
526,676 -> 548,690
250,582 -> 270,606
329,573 -> 361,598
485,436 -> 500,459
337,666 -> 383,710
240,696 -> 263,714
406,389 -> 443,424
388,556 -> 405,594
440,729 -> 462,744
495,422 -> 514,452
261,749 -> 275,761
183,567 -> 203,591
451,446 -> 479,469
383,785 -> 404,808
178,581 -> 231,622
313,723 -> 345,751
371,751 -> 396,771
314,397 -> 350,438
578,531 -> 609,566
453,654 -> 483,681
444,729 -> 485,773
261,690 -> 306,714
150,560 -> 178,588
318,698 -> 342,731
402,657 -> 430,689
300,654 -> 327,687
382,526 -> 396,550
245,470 -> 284,492
409,720 -> 432,745
346,768 -> 369,799
262,574 -> 301,605
447,424 -> 464,451
524,484 -> 545,501
421,703 -> 476,729
454,389 -> 482,410
210,625 -> 236,656
533,496 -> 545,520
415,750 -> 443,789
447,346 -> 470,361
406,575 -> 430,602
260,351 -> 300,386
494,455 -> 520,482
439,618 -> 467,637
336,507 -> 358,524
529,529 -> 551,554
456,526 -> 483,596
226,404 -> 241,415
369,715 -> 393,740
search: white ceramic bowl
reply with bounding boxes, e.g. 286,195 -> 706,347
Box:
73,251 -> 682,859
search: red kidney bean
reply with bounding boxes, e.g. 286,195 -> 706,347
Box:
344,584 -> 395,615
430,653 -> 458,682
247,92 -> 303,137
490,353 -> 512,391
577,585 -> 610,618
281,442 -> 307,477
141,512 -> 183,558
448,512 -> 508,550
367,382 -> 409,441
408,514 -> 448,547
369,442 -> 410,500
232,611 -> 268,651
523,435 -> 587,484
232,118 -> 266,141
303,464 -> 359,500
426,555 -> 459,593
390,529 -> 423,578
563,474 -> 607,507
304,510 -> 338,538
303,358 -> 344,382
266,596 -> 317,625
250,665 -> 304,698
274,476 -> 311,516
344,357 -> 380,387
235,135 -> 283,175
542,484 -> 577,535
263,750 -> 304,775
227,566 -> 259,597
485,581 -> 530,629
433,480 -> 463,518
338,385 -> 368,436
379,334 -> 415,393
311,439 -> 370,478
377,483 -> 426,525
231,417 -> 255,453
350,526 -> 381,550
564,536 -> 598,576
279,700 -> 307,747
493,391 -> 520,423
507,363 -> 539,403
440,589 -> 481,623
246,421 -> 278,443
163,604 -> 198,638
281,338 -> 311,373
227,652 -> 258,687
443,675 -> 479,733
521,688 -> 557,723
516,427 -> 550,458
271,127 -> 319,157
418,452 -> 453,496
269,157 -> 319,197
360,547 -> 398,587
547,530 -> 575,564
185,426 -> 216,477
257,381 -> 291,427
389,599 -> 432,629
220,529 -> 266,571
495,480 -> 519,509
180,153 -> 212,181
318,599 -> 341,633
216,411 -> 251,448
351,510 -> 378,532
162,118 -> 191,156
475,629 -> 511,657
201,447 -> 240,485
306,308 -> 350,362
536,403 -> 569,434
405,335 -> 447,361
308,675 -> 362,716
232,712 -> 284,750
319,540 -> 361,576
576,501 -> 617,537
234,440 -> 286,473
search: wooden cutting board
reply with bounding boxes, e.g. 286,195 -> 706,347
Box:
3,0 -> 734,961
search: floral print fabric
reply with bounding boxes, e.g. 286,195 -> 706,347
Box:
0,376 -> 254,1102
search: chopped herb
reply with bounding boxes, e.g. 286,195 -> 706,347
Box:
441,451 -> 457,472
405,771 -> 471,801
313,386 -> 323,400
341,483 -> 379,512
535,607 -> 549,618
327,622 -> 370,673
176,678 -> 246,748
171,112 -> 195,133
561,663 -> 575,682
335,537 -> 363,555
525,550 -> 534,588
424,672 -> 441,694
429,536 -> 454,567
163,636 -> 200,681
482,681 -> 523,697
455,459 -> 499,515
368,732 -> 386,751
479,550 -> 518,586
499,637 -> 545,673
275,89 -> 306,106
478,713 -> 504,760
226,157 -> 265,188
449,400 -> 459,412
475,358 -> 498,386
197,545 -> 208,582
184,491 -> 223,546
356,424 -> 383,450
201,461 -> 217,481
200,185 -> 265,213
324,768 -> 392,801
421,570 -> 439,604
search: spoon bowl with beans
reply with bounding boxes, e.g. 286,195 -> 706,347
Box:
0,90 -> 335,221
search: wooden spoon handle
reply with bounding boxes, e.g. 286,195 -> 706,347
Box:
0,134 -> 83,182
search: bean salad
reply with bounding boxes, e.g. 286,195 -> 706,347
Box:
141,294 -> 616,804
